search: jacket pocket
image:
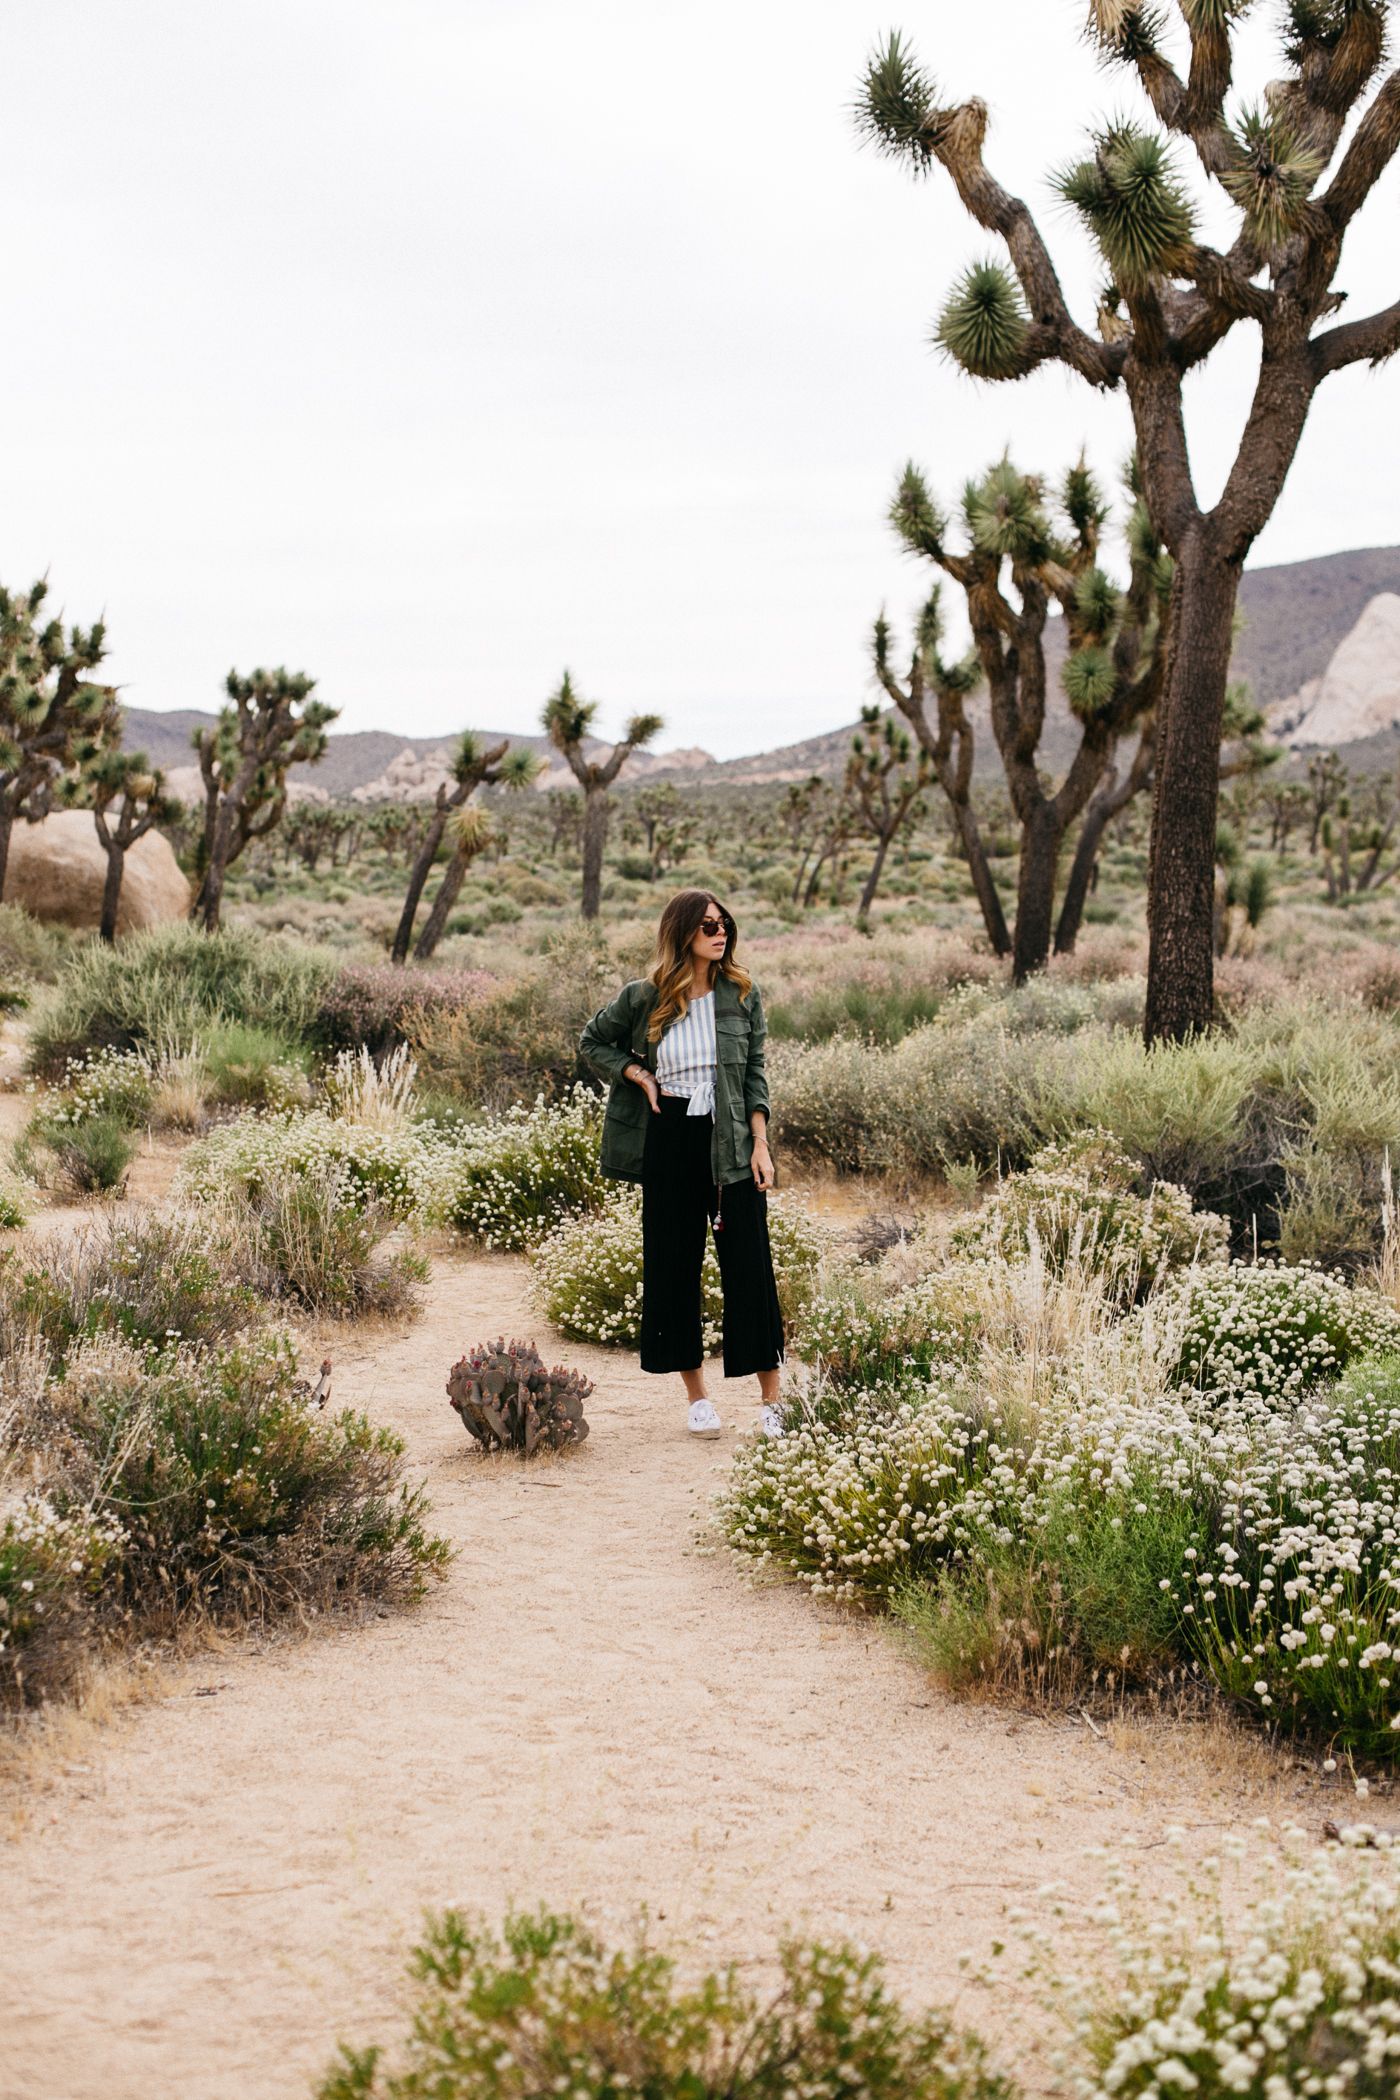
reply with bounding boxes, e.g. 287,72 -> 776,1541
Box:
716,1015 -> 749,1065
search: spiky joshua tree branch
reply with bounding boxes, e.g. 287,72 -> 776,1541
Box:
858,3 -> 1399,1038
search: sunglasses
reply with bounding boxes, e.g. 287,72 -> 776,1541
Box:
698,915 -> 731,937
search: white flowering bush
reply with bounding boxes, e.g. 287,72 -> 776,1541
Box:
529,1188 -> 829,1352
726,1260 -> 1400,1745
1015,1824 -> 1400,2100
176,1105 -> 463,1221
42,1045 -> 153,1129
1152,1261 -> 1400,1402
951,1130 -> 1227,1304
0,1494 -> 125,1701
795,1263 -> 1003,1394
718,1380 -> 1052,1602
447,1086 -> 610,1249
1172,1353 -> 1400,1753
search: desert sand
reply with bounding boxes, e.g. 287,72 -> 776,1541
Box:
3,1248 -> 1315,2100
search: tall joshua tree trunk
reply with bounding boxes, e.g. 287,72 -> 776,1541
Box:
579,784 -> 610,921
1143,547 -> 1238,1038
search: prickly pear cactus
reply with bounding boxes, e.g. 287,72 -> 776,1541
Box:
447,1336 -> 593,1456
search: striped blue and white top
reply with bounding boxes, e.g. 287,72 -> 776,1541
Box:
655,990 -> 717,1117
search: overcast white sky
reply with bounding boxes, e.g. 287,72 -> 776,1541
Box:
0,2 -> 1396,759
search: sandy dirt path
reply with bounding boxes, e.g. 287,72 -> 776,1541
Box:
4,1251 -> 1315,2100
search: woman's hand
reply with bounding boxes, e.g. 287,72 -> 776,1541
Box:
625,1063 -> 660,1112
751,1135 -> 775,1190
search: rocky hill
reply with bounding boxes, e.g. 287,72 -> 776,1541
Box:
124,541 -> 1400,799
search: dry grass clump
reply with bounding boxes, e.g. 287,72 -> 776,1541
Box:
234,1167 -> 429,1318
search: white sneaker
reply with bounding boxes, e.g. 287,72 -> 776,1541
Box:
758,1405 -> 785,1439
687,1398 -> 722,1438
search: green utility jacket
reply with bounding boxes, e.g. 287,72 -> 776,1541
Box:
579,975 -> 770,1187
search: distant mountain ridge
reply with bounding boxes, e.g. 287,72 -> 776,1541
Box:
122,542 -> 1400,796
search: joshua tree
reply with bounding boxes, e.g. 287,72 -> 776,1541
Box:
192,669 -> 336,931
1264,777 -> 1308,854
412,803 -> 495,961
886,454 -> 1170,981
0,579 -> 121,894
389,733 -> 540,964
1306,748 -> 1347,852
801,785 -> 855,908
858,8 -> 1400,1039
625,781 -> 698,883
779,776 -> 842,906
542,672 -> 663,919
1054,675 -> 1274,952
87,747 -> 181,944
843,706 -> 932,922
545,787 -> 583,861
1054,723 -> 1156,954
873,590 -> 1009,953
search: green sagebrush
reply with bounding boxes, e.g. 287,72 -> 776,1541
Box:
319,1906 -> 1012,2100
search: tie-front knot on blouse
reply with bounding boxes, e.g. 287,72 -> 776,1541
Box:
654,990 -> 716,1116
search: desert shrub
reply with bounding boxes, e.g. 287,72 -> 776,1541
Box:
772,991 -> 1400,1260
528,1187 -> 829,1349
233,1167 -> 429,1318
1151,1261 -> 1400,1402
26,1331 -> 450,1625
1054,999 -> 1400,1255
44,1113 -> 137,1195
1,1209 -> 259,1361
176,1103 -> 462,1221
204,1022 -> 312,1107
767,976 -> 944,1045
1026,1826 -> 1400,2100
0,904 -> 70,1009
313,964 -> 493,1060
950,1130 -> 1228,1303
795,1270 -> 989,1392
0,1494 -> 125,1705
1166,1352 -> 1400,1753
40,1045 -> 154,1128
449,1085 -> 610,1249
319,1908 -> 1009,2100
27,922 -> 338,1074
770,1023 -> 1049,1176
409,925 -> 624,1107
0,902 -> 68,982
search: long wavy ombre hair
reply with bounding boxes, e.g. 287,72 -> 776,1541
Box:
646,888 -> 752,1042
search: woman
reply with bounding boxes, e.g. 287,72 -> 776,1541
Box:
580,889 -> 784,1439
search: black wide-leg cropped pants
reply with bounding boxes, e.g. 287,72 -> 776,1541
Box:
639,1094 -> 785,1378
